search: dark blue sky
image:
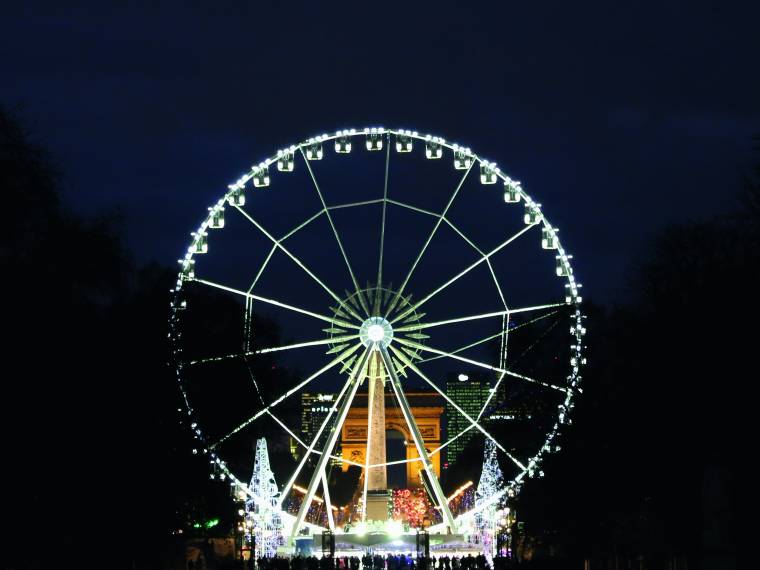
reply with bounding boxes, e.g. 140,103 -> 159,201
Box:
2,1 -> 758,304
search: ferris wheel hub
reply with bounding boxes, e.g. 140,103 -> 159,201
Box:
359,317 -> 393,349
367,324 -> 385,342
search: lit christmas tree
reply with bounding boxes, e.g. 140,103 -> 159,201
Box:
245,438 -> 283,558
474,439 -> 505,557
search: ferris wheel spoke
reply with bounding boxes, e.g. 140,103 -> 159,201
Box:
299,149 -> 371,317
321,471 -> 336,531
246,210 -> 325,294
385,164 -> 474,318
210,343 -> 363,450
286,345 -> 373,540
417,330 -> 504,364
327,198 -> 385,210
280,209 -> 327,241
478,374 -> 504,423
415,310 -> 560,365
247,244 -> 277,294
266,410 -> 362,472
374,139 -> 391,315
389,345 -> 527,472
394,302 -> 568,333
489,317 -> 511,420
190,277 -> 360,330
499,313 -> 509,373
386,199 -> 439,218
396,336 -> 568,394
267,409 -> 307,448
368,457 -> 423,468
190,335 -> 360,366
190,352 -> 245,366
487,258 -> 509,311
232,205 -> 364,322
379,345 -> 457,532
443,218 -> 485,256
371,425 -> 477,466
502,369 -> 568,393
278,344 -> 369,506
394,336 -> 505,375
272,412 -> 359,470
441,218 -> 509,311
242,352 -> 267,407
430,424 -> 478,457
390,223 -> 536,324
508,302 -> 571,315
255,335 -> 360,355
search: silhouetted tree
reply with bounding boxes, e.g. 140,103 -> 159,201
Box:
514,147 -> 751,569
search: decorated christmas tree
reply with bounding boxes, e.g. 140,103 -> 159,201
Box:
475,438 -> 504,502
474,439 -> 504,556
245,438 -> 283,558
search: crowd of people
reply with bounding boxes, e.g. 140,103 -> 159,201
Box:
234,553 -> 507,570
186,551 -> 567,570
187,541 -> 523,570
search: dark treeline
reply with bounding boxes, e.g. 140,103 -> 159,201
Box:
2,105 -> 225,569
510,170 -> 752,566
2,106 -> 742,569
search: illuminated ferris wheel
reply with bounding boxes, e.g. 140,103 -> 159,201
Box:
169,127 -> 587,547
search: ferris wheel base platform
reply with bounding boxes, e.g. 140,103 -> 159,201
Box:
290,532 -> 469,553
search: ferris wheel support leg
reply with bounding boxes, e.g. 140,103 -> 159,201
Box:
378,346 -> 457,533
321,471 -> 336,531
287,346 -> 372,546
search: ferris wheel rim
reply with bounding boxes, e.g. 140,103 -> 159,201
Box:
168,126 -> 587,539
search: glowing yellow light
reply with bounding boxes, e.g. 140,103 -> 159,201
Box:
446,480 -> 474,503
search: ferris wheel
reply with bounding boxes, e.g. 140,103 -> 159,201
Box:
169,127 -> 586,547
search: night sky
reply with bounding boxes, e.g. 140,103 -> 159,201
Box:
3,1 -> 758,305
0,5 -> 752,569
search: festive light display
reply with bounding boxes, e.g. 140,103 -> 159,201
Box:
449,486 -> 476,518
392,488 -> 432,528
244,439 -> 283,558
447,480 -> 474,504
473,439 -> 505,556
168,127 -> 587,546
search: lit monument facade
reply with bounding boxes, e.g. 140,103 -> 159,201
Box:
365,352 -> 388,491
341,391 -> 443,488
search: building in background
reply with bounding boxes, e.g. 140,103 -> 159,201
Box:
445,375 -> 491,467
487,379 -> 538,423
295,392 -> 336,460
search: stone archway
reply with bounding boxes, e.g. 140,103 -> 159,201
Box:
385,427 -> 406,488
340,394 -> 443,488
